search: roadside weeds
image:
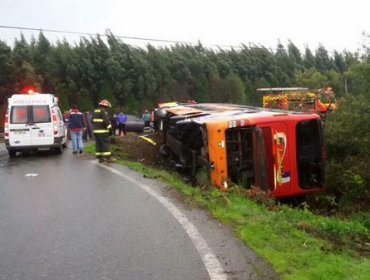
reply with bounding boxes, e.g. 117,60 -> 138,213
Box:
86,142 -> 370,280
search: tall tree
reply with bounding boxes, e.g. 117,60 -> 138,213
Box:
303,47 -> 315,69
34,32 -> 52,92
0,40 -> 11,103
274,41 -> 294,85
8,34 -> 40,92
287,41 -> 303,71
333,51 -> 346,73
315,44 -> 333,72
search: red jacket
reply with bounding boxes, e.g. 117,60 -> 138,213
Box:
68,109 -> 86,132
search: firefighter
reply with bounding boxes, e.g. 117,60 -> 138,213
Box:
92,99 -> 115,163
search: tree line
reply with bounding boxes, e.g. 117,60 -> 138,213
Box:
0,31 -> 369,213
1,31 -> 369,113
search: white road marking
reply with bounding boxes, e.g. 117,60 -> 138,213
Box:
93,161 -> 228,280
25,173 -> 38,177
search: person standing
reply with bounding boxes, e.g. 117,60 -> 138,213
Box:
87,111 -> 94,140
117,112 -> 127,136
92,100 -> 115,163
68,105 -> 86,154
142,109 -> 151,128
82,112 -> 88,141
63,110 -> 72,140
82,111 -> 93,141
110,114 -> 118,136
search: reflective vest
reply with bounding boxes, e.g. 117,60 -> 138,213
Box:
92,108 -> 111,134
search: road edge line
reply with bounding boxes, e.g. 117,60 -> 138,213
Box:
92,161 -> 228,280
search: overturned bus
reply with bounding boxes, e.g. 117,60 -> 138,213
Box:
155,103 -> 324,198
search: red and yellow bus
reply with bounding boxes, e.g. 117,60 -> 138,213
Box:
156,103 -> 324,198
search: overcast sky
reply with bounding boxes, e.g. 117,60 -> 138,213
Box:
1,0 -> 369,53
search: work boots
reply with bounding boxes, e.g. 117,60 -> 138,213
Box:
106,157 -> 116,163
98,157 -> 116,163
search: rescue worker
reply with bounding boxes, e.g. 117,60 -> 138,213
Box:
92,100 -> 115,163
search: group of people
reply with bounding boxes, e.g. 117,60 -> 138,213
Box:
110,112 -> 128,137
110,109 -> 151,136
67,100 -> 153,164
66,100 -> 115,163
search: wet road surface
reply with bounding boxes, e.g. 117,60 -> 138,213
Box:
0,143 -> 277,280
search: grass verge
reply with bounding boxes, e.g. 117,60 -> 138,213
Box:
86,143 -> 370,279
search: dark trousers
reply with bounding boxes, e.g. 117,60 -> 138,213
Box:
118,123 -> 126,136
94,133 -> 111,158
84,126 -> 93,140
111,124 -> 117,135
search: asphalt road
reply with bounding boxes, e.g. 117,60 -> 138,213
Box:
0,143 -> 277,280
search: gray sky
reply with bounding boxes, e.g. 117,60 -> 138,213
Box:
1,0 -> 369,52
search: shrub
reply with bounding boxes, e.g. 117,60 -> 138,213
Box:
323,94 -> 370,213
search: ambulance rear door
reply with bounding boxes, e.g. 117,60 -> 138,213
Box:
9,105 -> 32,147
29,104 -> 54,146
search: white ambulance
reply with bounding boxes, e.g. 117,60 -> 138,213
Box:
4,92 -> 68,157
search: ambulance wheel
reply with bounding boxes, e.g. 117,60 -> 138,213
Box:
8,150 -> 16,158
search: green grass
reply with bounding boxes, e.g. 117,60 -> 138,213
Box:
86,143 -> 370,279
84,142 -> 96,154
